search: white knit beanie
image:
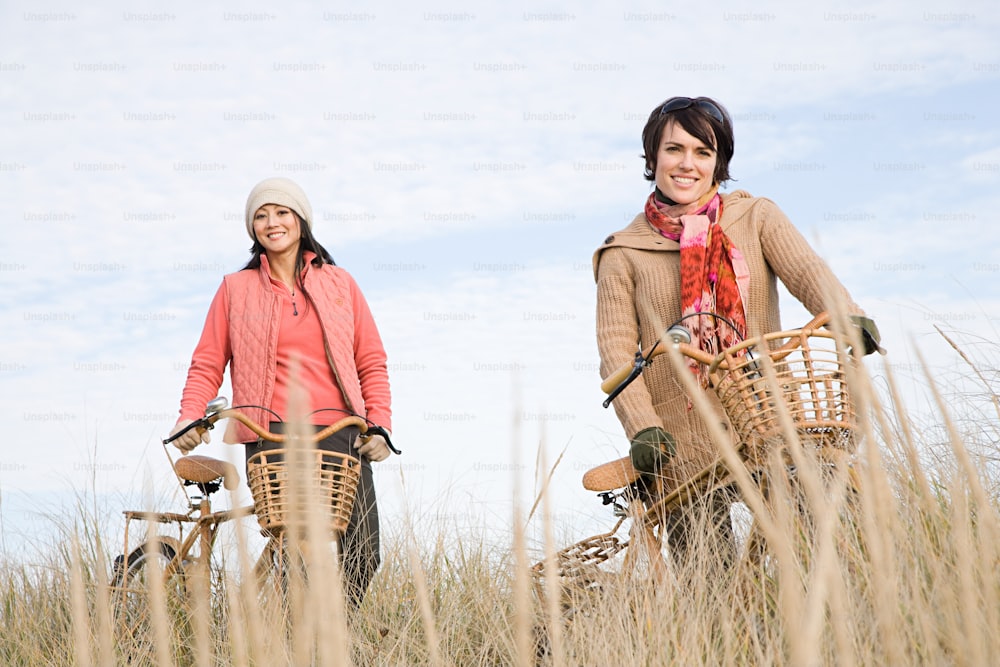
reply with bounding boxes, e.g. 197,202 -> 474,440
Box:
244,177 -> 313,239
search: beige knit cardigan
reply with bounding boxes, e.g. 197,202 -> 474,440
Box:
593,189 -> 863,490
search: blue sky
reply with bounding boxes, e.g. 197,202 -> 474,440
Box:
1,0 -> 998,554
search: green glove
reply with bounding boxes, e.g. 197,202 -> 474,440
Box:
849,315 -> 884,356
629,427 -> 677,474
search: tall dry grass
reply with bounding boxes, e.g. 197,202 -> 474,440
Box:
2,338 -> 999,666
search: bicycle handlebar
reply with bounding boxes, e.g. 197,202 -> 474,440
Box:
600,311 -> 833,399
164,399 -> 401,454
599,341 -> 712,396
705,311 -> 830,373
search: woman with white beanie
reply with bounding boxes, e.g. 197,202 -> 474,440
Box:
170,176 -> 393,606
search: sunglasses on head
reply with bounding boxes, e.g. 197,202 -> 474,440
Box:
658,97 -> 725,124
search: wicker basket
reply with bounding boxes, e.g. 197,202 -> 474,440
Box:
706,325 -> 858,462
246,448 -> 361,536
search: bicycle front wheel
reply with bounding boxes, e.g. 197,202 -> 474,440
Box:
111,538 -> 187,651
112,539 -> 181,587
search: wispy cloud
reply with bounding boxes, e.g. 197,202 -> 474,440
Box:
1,0 -> 998,551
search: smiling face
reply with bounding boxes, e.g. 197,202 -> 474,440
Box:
653,121 -> 719,206
252,203 -> 302,257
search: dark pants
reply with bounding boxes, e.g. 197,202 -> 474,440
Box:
245,423 -> 380,608
663,485 -> 737,576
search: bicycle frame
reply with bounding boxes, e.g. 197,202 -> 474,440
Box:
113,399 -> 387,603
118,502 -> 254,585
535,312 -> 862,598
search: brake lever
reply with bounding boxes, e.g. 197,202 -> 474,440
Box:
363,425 -> 402,455
602,351 -> 649,409
162,417 -> 212,445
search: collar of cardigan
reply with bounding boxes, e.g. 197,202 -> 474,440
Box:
591,189 -> 757,281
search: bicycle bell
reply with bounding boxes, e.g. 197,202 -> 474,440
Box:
665,324 -> 692,345
205,396 -> 229,414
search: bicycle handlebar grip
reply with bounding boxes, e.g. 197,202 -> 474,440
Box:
600,361 -> 640,395
162,420 -> 208,446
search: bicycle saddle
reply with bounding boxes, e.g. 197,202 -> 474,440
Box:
582,456 -> 641,492
174,455 -> 239,491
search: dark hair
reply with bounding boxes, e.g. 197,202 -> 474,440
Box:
641,96 -> 735,185
241,212 -> 336,300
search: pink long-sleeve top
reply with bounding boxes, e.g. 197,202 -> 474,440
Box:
179,252 -> 392,442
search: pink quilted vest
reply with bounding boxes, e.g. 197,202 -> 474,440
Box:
222,259 -> 366,443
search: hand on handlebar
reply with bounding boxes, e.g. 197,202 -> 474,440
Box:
169,418 -> 211,453
357,433 -> 392,462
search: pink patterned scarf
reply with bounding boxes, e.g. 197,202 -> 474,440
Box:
645,188 -> 750,386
